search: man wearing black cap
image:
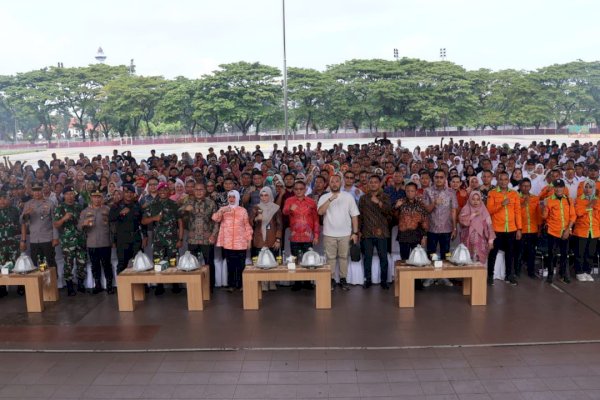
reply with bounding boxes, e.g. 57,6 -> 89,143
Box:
20,183 -> 58,295
542,179 -> 576,284
53,186 -> 87,296
78,190 -> 113,294
109,184 -> 146,276
0,189 -> 20,297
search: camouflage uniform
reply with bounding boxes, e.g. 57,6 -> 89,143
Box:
0,205 -> 20,264
144,198 -> 180,260
53,202 -> 87,282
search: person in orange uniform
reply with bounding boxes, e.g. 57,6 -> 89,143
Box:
515,178 -> 542,278
573,179 -> 600,282
542,179 -> 576,284
486,171 -> 522,286
576,164 -> 600,197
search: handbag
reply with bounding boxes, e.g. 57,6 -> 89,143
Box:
350,241 -> 361,262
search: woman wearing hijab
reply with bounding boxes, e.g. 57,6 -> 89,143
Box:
458,191 -> 496,263
573,179 -> 600,281
212,190 -> 253,292
249,187 -> 283,291
509,168 -> 523,190
170,179 -> 186,203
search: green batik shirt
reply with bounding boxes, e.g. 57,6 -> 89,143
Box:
0,206 -> 20,243
144,198 -> 180,245
53,202 -> 85,248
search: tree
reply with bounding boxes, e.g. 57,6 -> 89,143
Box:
99,75 -> 165,137
206,62 -> 281,135
287,67 -> 327,134
55,64 -> 129,141
3,69 -> 61,142
155,77 -> 199,135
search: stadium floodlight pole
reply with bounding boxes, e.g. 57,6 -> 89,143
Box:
282,0 -> 289,149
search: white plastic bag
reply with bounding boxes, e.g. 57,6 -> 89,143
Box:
14,253 -> 36,274
257,247 -> 277,268
132,251 -> 153,272
177,251 -> 200,271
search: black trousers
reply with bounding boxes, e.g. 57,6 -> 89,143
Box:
116,240 -> 141,273
224,249 -> 246,289
399,242 -> 419,261
544,234 -> 569,278
487,231 -> 517,280
88,247 -> 113,283
363,237 -> 388,283
30,242 -> 57,268
575,235 -> 597,275
515,233 -> 538,276
189,244 -> 216,289
427,232 -> 451,259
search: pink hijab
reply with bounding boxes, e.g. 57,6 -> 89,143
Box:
459,191 -> 492,238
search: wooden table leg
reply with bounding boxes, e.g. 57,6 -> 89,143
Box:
24,279 -> 44,312
202,269 -> 210,301
258,281 -> 263,300
43,268 -> 59,302
394,275 -> 399,297
315,276 -> 331,309
186,279 -> 204,311
132,284 -> 146,302
462,277 -> 472,296
470,273 -> 487,306
243,277 -> 260,310
398,275 -> 415,308
117,279 -> 135,311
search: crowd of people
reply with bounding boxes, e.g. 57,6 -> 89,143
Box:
0,136 -> 599,298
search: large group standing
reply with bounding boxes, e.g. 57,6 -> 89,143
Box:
1,136 -> 599,299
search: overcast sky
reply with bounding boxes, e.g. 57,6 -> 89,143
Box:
1,0 -> 598,78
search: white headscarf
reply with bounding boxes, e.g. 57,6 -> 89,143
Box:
227,190 -> 240,207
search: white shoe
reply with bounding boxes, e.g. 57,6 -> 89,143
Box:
585,273 -> 594,282
440,278 -> 454,287
423,279 -> 433,288
576,274 -> 587,282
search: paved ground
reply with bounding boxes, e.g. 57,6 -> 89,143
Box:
0,275 -> 599,351
2,343 -> 600,399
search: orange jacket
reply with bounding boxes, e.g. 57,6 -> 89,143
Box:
573,196 -> 600,238
576,180 -> 600,197
519,193 -> 542,234
543,195 -> 576,238
486,188 -> 522,233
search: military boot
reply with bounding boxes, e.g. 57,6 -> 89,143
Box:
77,280 -> 87,293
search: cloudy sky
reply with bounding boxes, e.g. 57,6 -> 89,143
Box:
1,0 -> 597,78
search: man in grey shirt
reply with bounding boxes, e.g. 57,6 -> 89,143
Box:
20,183 -> 59,295
79,190 -> 113,294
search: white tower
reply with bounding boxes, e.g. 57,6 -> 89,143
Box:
95,47 -> 107,63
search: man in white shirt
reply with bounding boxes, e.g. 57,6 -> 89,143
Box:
318,174 -> 360,291
564,165 -> 579,199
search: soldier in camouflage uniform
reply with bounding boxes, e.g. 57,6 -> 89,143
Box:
141,182 -> 183,295
52,186 -> 87,296
0,189 -> 20,297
